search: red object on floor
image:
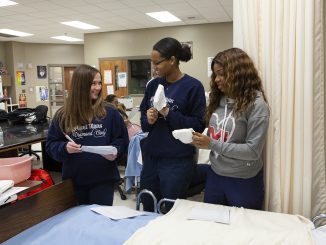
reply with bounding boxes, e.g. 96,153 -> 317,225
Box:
18,169 -> 54,200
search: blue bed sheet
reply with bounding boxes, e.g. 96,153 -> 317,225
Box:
2,205 -> 159,245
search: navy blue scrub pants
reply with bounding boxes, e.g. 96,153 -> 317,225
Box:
204,166 -> 264,210
140,155 -> 195,212
74,181 -> 115,205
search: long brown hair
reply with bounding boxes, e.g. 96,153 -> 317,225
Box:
205,48 -> 268,123
54,64 -> 106,133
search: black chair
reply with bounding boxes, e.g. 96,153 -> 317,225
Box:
19,144 -> 41,160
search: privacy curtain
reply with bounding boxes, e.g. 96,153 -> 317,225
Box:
233,0 -> 325,218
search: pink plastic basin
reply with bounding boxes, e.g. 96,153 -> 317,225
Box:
0,156 -> 33,184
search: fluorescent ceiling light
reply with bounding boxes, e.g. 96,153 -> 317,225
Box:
0,29 -> 33,37
0,0 -> 18,7
146,11 -> 181,23
61,21 -> 99,30
51,36 -> 83,42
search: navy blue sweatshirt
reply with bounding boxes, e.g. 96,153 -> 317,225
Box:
46,106 -> 129,186
140,74 -> 206,158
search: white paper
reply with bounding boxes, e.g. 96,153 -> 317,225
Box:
0,187 -> 27,206
104,70 -> 112,84
118,72 -> 127,87
81,145 -> 117,155
107,85 -> 114,95
0,194 -> 17,206
0,180 -> 14,195
91,206 -> 146,220
1,186 -> 27,197
137,149 -> 143,165
172,128 -> 194,144
187,207 -> 230,224
153,84 -> 166,111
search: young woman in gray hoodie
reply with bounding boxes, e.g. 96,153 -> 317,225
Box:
192,48 -> 270,210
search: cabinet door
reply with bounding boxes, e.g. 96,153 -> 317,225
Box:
100,60 -> 127,98
64,67 -> 76,93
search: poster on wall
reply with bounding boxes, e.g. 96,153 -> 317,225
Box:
16,71 -> 26,86
104,70 -> 112,84
107,85 -> 114,95
37,66 -> 47,79
35,86 -> 49,101
19,93 -> 27,108
117,72 -> 127,87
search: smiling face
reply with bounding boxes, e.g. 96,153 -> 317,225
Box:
213,63 -> 227,94
150,50 -> 172,78
90,72 -> 102,100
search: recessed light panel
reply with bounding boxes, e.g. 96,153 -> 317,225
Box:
0,29 -> 33,37
61,21 -> 99,30
146,11 -> 181,23
51,36 -> 83,42
0,0 -> 18,7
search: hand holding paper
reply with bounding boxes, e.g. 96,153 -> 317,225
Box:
153,84 -> 167,111
172,128 -> 194,144
81,145 -> 118,155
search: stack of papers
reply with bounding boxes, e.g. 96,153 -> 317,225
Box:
0,183 -> 27,206
81,145 -> 117,155
91,206 -> 147,220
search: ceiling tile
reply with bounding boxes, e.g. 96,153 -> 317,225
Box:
0,0 -> 232,43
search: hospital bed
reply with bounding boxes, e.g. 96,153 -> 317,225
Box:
1,180 -> 326,245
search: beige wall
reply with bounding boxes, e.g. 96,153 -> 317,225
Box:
84,22 -> 233,93
7,42 -> 84,109
84,22 -> 232,124
0,42 -> 6,67
324,1 -> 326,162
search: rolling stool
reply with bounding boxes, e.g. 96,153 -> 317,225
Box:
19,144 -> 41,160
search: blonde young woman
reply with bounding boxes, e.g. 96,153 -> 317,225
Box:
46,64 -> 129,205
192,48 -> 270,210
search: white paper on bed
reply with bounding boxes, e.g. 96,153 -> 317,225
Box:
125,199 -> 315,245
187,207 -> 230,224
91,206 -> 146,220
81,145 -> 117,155
153,84 -> 166,111
172,128 -> 194,144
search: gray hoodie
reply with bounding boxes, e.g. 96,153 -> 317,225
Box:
208,91 -> 269,178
